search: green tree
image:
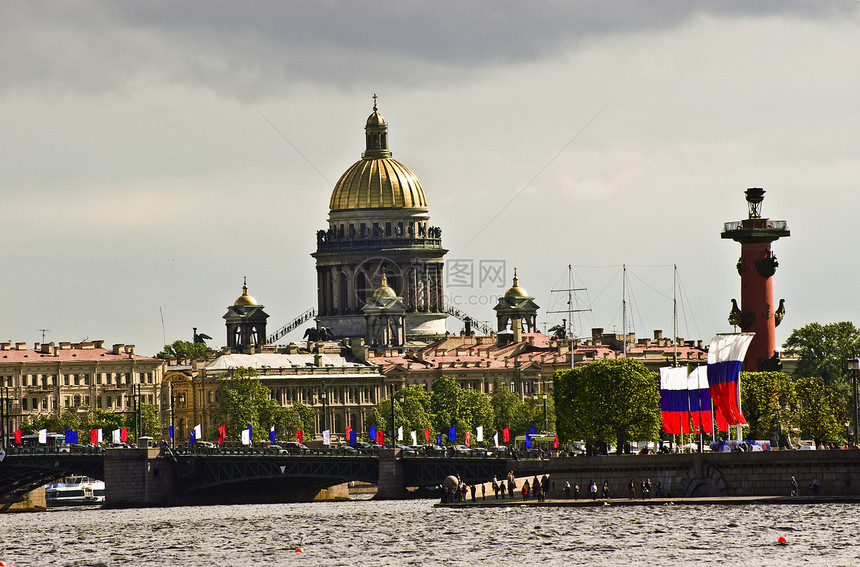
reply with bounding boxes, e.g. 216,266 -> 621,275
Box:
782,321 -> 860,392
365,385 -> 434,443
554,358 -> 660,454
429,376 -> 495,443
740,371 -> 795,443
156,340 -> 209,360
211,367 -> 275,443
793,376 -> 848,446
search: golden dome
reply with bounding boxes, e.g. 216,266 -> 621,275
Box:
329,96 -> 427,211
234,277 -> 258,306
504,268 -> 529,298
330,157 -> 426,210
372,272 -> 397,299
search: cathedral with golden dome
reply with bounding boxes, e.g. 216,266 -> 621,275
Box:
313,98 -> 448,343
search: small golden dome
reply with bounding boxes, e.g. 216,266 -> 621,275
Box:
504,268 -> 529,298
367,110 -> 386,126
234,277 -> 258,306
372,272 -> 397,299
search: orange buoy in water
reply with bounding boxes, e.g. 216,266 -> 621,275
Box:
1,560 -> 7,566
295,547 -> 304,553
777,536 -> 788,544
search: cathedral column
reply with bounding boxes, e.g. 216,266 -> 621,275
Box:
343,266 -> 355,313
332,266 -> 342,314
436,263 -> 445,312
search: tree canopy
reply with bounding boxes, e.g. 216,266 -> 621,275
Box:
554,358 -> 660,453
156,339 -> 209,360
740,371 -> 795,443
211,366 -> 305,444
782,321 -> 860,392
792,376 -> 848,446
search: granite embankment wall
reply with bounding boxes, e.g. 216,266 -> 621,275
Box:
509,450 -> 860,498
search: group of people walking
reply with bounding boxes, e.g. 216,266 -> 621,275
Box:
559,478 -> 663,500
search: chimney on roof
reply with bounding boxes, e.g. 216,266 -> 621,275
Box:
15,342 -> 26,350
0,342 -> 9,351
697,340 -> 703,349
92,340 -> 104,349
40,343 -> 55,355
59,342 -> 71,350
125,345 -> 135,357
112,344 -> 124,355
654,330 -> 663,341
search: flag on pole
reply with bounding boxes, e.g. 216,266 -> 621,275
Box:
112,429 -> 121,444
525,433 -> 532,449
269,426 -> 276,444
345,426 -> 352,442
323,430 -> 331,445
349,429 -> 357,445
120,427 -> 127,442
297,430 -> 303,444
465,431 -> 471,447
14,430 -> 22,444
369,426 -> 376,443
91,428 -> 103,444
493,432 -> 499,446
502,427 -> 510,443
553,435 -> 559,449
436,433 -> 442,446
376,429 -> 384,445
191,424 -> 201,444
688,366 -> 713,433
424,427 -> 430,442
169,425 -> 174,439
410,430 -> 417,445
397,426 -> 403,441
708,333 -> 754,430
448,426 -> 456,443
218,424 -> 226,445
660,366 -> 691,434
241,425 -> 252,445
71,431 -> 78,444
476,426 -> 484,442
65,429 -> 74,444
38,429 -> 47,444
190,428 -> 197,445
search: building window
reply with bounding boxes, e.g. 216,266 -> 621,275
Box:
84,396 -> 90,407
32,397 -> 37,409
73,395 -> 81,407
22,398 -> 27,411
64,397 -> 70,408
73,374 -> 80,386
95,374 -> 101,385
52,397 -> 57,410
42,398 -> 48,409
82,374 -> 89,385
64,375 -> 70,386
107,395 -> 112,408
97,396 -> 103,409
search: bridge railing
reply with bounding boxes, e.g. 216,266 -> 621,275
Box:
4,445 -> 106,456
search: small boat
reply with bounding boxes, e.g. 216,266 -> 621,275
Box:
45,476 -> 105,506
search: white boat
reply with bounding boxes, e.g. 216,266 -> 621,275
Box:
45,476 -> 105,506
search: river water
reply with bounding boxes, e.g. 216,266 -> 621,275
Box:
2,498 -> 859,567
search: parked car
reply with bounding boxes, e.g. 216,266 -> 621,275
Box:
283,442 -> 310,454
452,445 -> 472,455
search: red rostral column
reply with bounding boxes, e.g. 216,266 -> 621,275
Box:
721,188 -> 790,371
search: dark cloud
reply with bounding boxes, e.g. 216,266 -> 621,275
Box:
2,1 -> 854,99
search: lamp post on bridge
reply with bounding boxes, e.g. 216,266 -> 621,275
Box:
848,354 -> 859,446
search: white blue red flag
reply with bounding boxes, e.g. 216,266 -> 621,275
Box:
269,426 -> 276,444
687,366 -> 713,434
241,425 -> 252,445
707,333 -> 754,431
660,367 -> 690,434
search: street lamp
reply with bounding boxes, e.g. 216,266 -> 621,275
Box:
848,355 -> 860,446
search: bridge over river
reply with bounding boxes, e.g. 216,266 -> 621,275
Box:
3,446 -> 858,508
0,446 -> 510,507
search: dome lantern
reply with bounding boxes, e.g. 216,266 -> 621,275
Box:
363,94 -> 391,159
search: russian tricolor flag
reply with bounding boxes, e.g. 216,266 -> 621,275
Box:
707,333 -> 754,431
688,366 -> 713,434
660,366 -> 690,434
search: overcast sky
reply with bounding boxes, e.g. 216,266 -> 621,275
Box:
3,1 -> 859,356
